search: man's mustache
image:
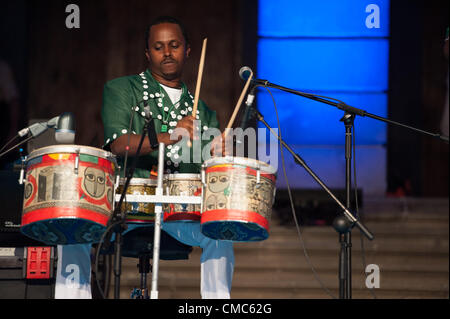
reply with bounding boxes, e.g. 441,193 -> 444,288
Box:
162,58 -> 177,64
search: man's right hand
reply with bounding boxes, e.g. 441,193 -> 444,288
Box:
174,115 -> 197,141
110,115 -> 199,156
111,132 -> 176,156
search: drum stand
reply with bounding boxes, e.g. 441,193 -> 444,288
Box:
107,115 -> 158,299
130,253 -> 151,299
112,139 -> 202,299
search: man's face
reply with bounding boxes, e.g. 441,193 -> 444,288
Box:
145,23 -> 190,82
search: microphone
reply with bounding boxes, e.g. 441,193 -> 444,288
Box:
238,67 -> 260,129
143,104 -> 159,149
143,104 -> 152,120
239,66 -> 257,112
239,66 -> 253,82
239,66 -> 269,86
55,112 -> 75,144
240,85 -> 257,129
17,112 -> 76,144
18,115 -> 59,139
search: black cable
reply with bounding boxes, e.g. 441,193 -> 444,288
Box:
352,127 -> 377,299
105,254 -> 112,297
123,106 -> 136,177
263,86 -> 337,299
121,105 -> 137,216
0,135 -> 33,158
0,134 -> 20,154
94,219 -> 123,299
93,103 -> 140,298
24,279 -> 28,299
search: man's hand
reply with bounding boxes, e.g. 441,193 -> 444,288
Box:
174,115 -> 197,141
111,131 -> 177,156
210,130 -> 233,157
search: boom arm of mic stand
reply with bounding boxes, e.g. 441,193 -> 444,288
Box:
261,82 -> 449,143
252,107 -> 374,241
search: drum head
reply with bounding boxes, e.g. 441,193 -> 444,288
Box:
27,144 -> 116,163
203,156 -> 277,175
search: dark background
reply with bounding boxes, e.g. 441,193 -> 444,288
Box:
0,0 -> 448,197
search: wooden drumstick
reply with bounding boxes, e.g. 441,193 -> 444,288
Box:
188,38 -> 207,148
225,69 -> 253,130
211,70 -> 253,157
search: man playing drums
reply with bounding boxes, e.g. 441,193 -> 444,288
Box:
55,16 -> 234,299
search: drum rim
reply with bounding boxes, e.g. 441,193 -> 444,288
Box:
27,144 -> 116,162
203,156 -> 277,174
164,173 -> 201,180
119,177 -> 158,185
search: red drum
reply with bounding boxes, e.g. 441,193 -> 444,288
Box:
116,178 -> 157,224
21,145 -> 116,245
201,157 -> 277,242
163,174 -> 202,222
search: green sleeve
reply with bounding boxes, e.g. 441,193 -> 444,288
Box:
101,78 -> 135,150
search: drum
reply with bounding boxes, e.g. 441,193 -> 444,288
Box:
21,145 -> 117,245
201,156 -> 277,241
116,178 -> 157,224
163,174 -> 202,222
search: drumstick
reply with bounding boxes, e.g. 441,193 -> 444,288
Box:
192,38 -> 207,119
225,69 -> 253,130
212,70 -> 253,157
188,38 -> 207,148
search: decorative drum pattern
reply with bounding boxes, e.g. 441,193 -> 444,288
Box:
21,145 -> 116,245
201,157 -> 277,242
116,178 -> 157,223
163,174 -> 202,222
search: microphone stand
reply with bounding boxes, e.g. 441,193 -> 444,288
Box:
249,106 -> 374,238
150,141 -> 165,300
248,79 -> 448,299
248,105 -> 374,297
252,79 -> 449,143
108,115 -> 157,299
337,112 -> 355,299
0,114 -> 66,159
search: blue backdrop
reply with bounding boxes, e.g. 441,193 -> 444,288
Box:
256,0 -> 390,194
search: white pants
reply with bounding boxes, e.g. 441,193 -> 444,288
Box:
55,222 -> 234,299
55,244 -> 92,299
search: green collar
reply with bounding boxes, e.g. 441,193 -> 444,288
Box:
143,69 -> 190,98
139,70 -> 197,133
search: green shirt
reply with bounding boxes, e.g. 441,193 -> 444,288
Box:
101,69 -> 219,177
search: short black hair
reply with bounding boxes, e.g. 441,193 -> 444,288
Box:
145,16 -> 190,50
